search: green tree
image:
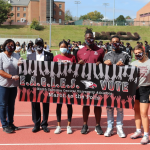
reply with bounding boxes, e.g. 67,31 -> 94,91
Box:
79,11 -> 104,21
0,0 -> 13,26
116,15 -> 126,22
65,10 -> 72,21
30,19 -> 43,30
125,16 -> 132,19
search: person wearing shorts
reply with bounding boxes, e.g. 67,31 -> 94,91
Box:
131,45 -> 150,145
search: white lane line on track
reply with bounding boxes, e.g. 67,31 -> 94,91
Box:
0,143 -> 149,146
14,115 -> 150,117
0,126 -> 148,129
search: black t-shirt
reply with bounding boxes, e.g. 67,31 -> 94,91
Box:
125,46 -> 132,56
73,46 -> 79,56
145,45 -> 150,58
0,47 -> 3,53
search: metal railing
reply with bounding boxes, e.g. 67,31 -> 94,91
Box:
0,34 -> 39,39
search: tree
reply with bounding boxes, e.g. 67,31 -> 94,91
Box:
116,15 -> 126,22
79,11 -> 104,21
0,0 -> 13,25
7,19 -> 13,25
125,16 -> 132,19
65,10 -> 72,21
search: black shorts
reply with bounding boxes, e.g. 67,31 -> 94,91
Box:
135,86 -> 150,103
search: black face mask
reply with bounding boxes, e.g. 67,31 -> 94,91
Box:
5,45 -> 15,52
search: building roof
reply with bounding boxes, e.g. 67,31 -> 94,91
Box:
54,1 -> 65,3
5,0 -> 40,6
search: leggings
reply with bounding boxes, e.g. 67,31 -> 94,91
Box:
56,104 -> 73,122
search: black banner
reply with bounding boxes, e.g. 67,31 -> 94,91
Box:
18,60 -> 139,109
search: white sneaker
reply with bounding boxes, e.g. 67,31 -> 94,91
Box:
116,125 -> 126,138
141,135 -> 149,145
104,128 -> 114,137
67,126 -> 72,134
54,126 -> 61,134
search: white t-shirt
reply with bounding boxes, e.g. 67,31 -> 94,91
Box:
26,47 -> 35,55
36,50 -> 44,61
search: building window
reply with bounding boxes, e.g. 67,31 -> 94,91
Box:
17,13 -> 20,17
54,11 -> 56,15
59,19 -> 62,24
54,4 -> 56,8
59,11 -> 62,15
17,20 -> 20,22
59,4 -> 62,9
17,7 -> 20,11
11,7 -> 13,11
11,20 -> 14,22
23,7 -> 26,11
23,13 -> 26,17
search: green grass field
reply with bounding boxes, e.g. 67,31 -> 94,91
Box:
0,25 -> 150,49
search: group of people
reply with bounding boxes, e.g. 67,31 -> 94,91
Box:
0,41 -> 51,56
0,28 -> 149,145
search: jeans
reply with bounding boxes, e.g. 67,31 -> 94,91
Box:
0,86 -> 17,128
106,107 -> 124,128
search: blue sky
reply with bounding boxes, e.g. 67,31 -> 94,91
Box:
63,0 -> 150,20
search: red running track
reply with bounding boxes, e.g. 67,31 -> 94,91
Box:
0,100 -> 150,150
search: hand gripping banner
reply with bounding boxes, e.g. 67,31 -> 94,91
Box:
18,60 -> 139,109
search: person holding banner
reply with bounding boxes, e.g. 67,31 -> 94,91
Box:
53,40 -> 76,134
103,35 -> 130,138
77,28 -> 105,135
0,39 -> 23,133
27,38 -> 54,133
130,45 -> 150,145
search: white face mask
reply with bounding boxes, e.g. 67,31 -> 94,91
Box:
60,48 -> 68,54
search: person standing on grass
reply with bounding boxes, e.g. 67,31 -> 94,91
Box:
0,39 -> 23,133
77,28 -> 105,135
26,40 -> 35,56
53,40 -> 76,134
103,35 -> 130,138
14,42 -> 21,57
145,41 -> 150,59
27,38 -> 53,133
130,45 -> 150,145
21,42 -> 26,54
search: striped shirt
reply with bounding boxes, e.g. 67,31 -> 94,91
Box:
0,52 -> 20,87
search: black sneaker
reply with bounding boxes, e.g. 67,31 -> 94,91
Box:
81,124 -> 89,134
9,124 -> 19,131
3,126 -> 14,133
95,125 -> 103,135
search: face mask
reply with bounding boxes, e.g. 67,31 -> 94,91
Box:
60,48 -> 68,54
36,45 -> 43,51
135,52 -> 144,60
5,45 -> 15,52
85,39 -> 94,46
112,42 -> 120,51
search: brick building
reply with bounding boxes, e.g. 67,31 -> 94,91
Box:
134,2 -> 150,26
5,0 -> 65,25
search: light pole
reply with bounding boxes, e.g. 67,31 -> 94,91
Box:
75,1 -> 81,20
113,0 -> 115,26
49,0 -> 52,47
103,3 -> 109,26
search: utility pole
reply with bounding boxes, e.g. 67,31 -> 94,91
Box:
113,0 -> 115,26
75,1 -> 81,20
49,0 -> 52,47
103,3 -> 109,26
